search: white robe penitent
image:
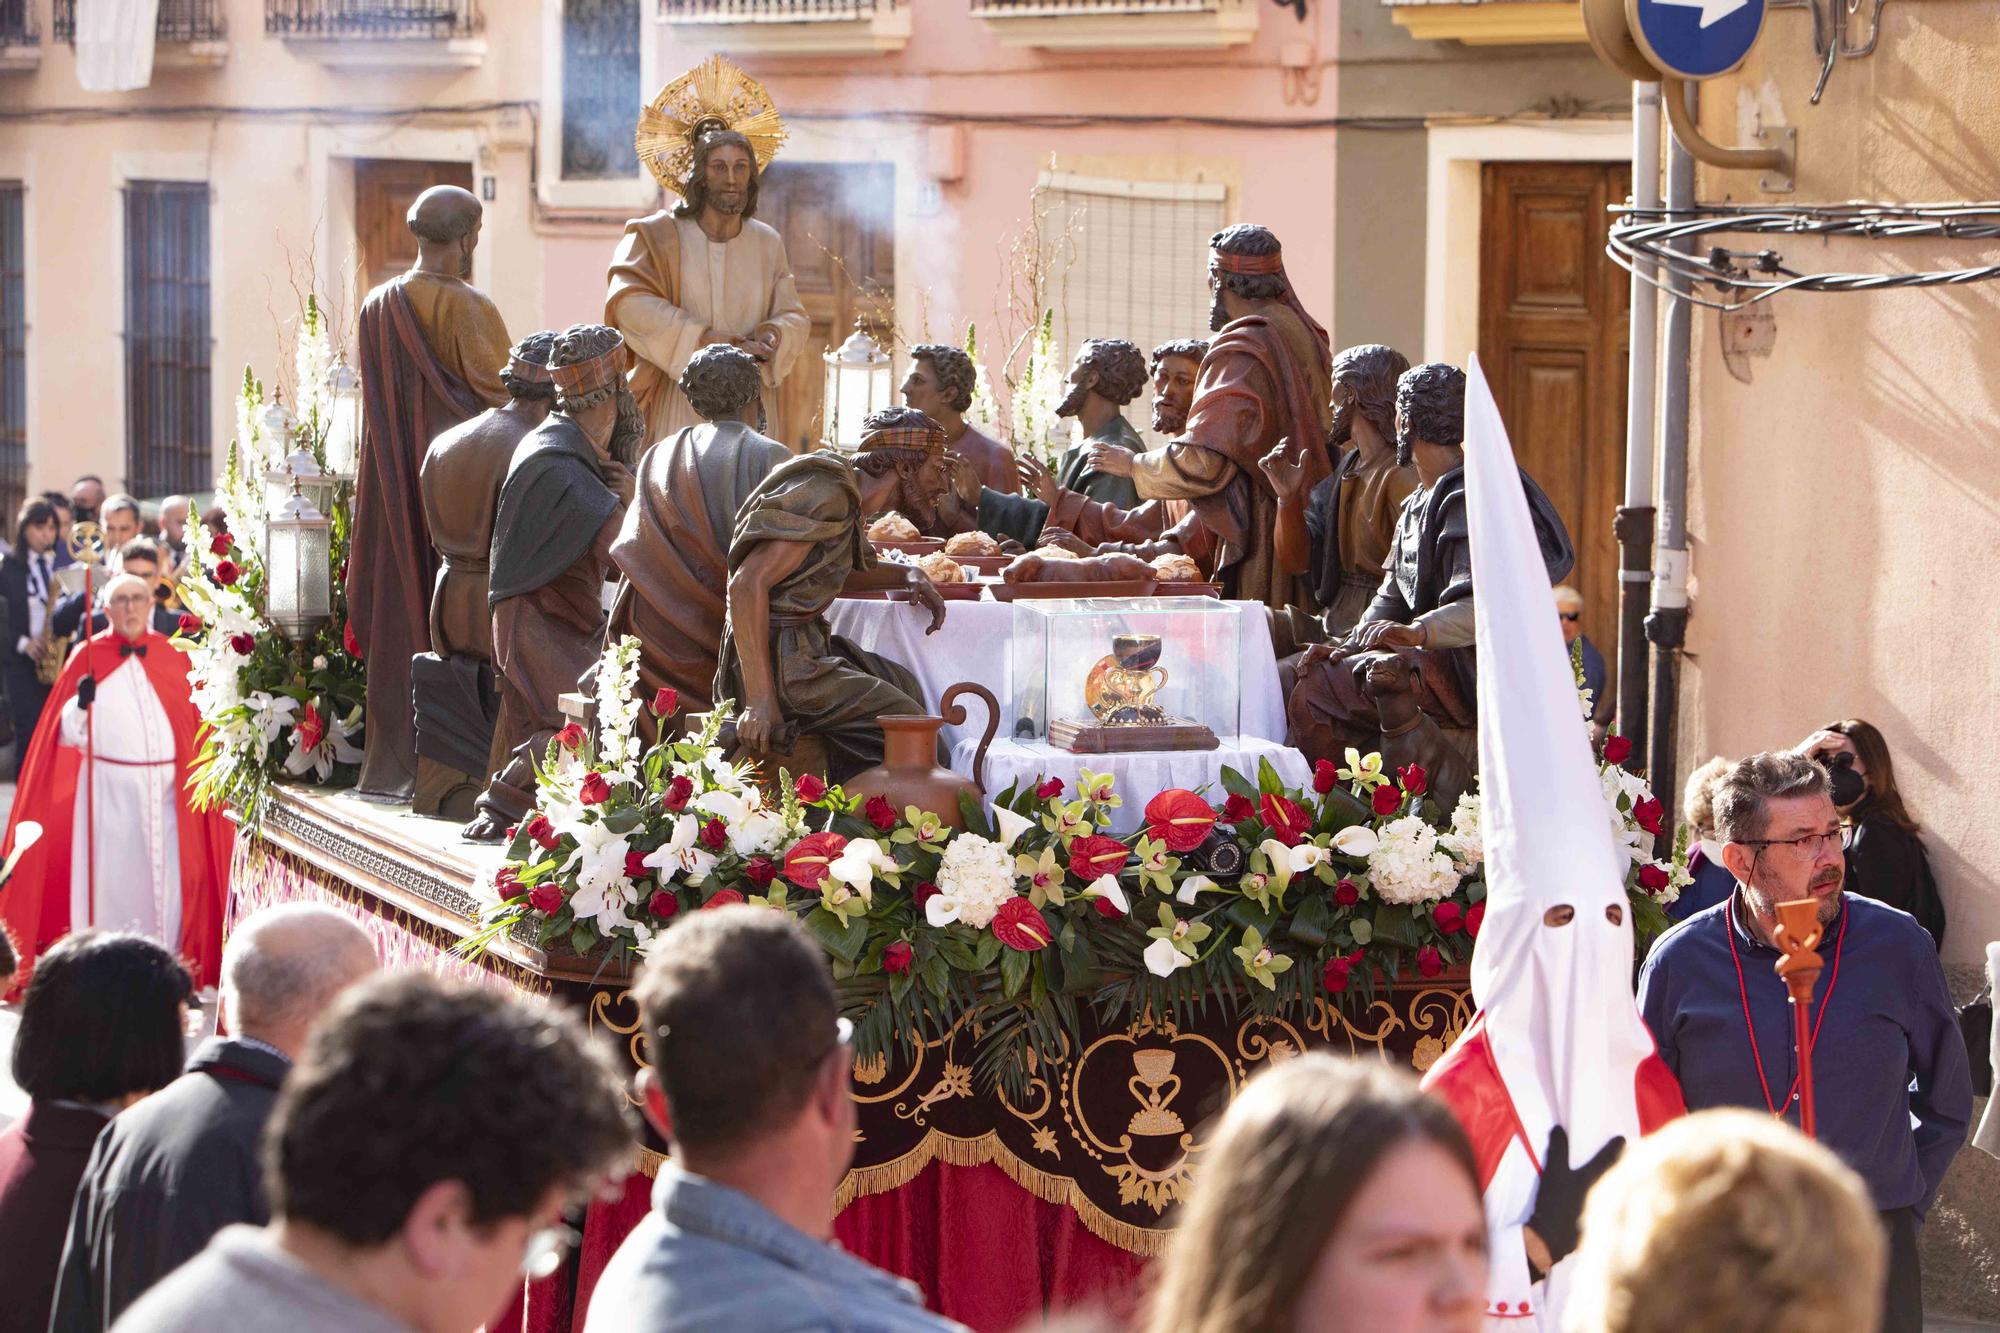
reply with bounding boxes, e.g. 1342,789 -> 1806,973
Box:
61,657 -> 180,944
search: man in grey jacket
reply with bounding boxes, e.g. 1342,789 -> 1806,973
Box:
51,904 -> 378,1329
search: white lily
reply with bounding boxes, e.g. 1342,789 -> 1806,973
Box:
991,804 -> 1035,849
1331,824 -> 1380,858
1144,936 -> 1194,977
1177,873 -> 1217,905
827,839 -> 899,903
643,813 -> 718,884
562,819 -> 635,903
1083,874 -> 1129,915
925,891 -> 962,928
1286,842 -> 1330,875
246,692 -> 299,748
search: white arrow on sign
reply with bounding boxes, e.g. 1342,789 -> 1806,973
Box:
1652,0 -> 1748,28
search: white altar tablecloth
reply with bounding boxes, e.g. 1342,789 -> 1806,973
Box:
949,737 -> 1313,838
824,598 -> 1289,754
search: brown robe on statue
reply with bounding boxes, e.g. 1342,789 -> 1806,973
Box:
606,419 -> 791,742
348,271 -> 510,800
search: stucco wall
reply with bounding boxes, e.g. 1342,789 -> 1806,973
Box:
1682,2 -> 2000,966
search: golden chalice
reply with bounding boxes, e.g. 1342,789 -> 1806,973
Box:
1085,633 -> 1171,726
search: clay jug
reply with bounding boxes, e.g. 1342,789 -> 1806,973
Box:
846,682 -> 999,830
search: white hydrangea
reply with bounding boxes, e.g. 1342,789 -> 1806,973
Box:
928,832 -> 1017,928
1439,792 -> 1484,868
1367,815 -> 1464,905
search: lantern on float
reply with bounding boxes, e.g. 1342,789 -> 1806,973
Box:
264,483 -> 332,641
820,322 -> 893,452
321,358 -> 362,479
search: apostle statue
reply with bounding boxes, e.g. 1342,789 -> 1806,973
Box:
0,574 -> 232,990
611,56 -> 810,446
1287,363 -> 1574,767
348,184 -> 512,801
718,408 -> 949,779
902,343 -> 1017,494
1050,338 -> 1150,510
412,331 -> 557,821
464,325 -> 640,842
605,343 -> 792,737
1085,225 -> 1334,617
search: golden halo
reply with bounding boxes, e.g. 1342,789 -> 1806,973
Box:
635,55 -> 787,199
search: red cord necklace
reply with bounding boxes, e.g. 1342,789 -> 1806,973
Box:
1726,893 -> 1846,1117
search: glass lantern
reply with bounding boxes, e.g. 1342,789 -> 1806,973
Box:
265,485 -> 333,642
263,445 -> 338,524
821,322 -> 893,452
321,358 -> 362,480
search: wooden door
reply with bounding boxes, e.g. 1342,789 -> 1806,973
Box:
756,162 -> 895,452
354,159 -> 475,295
1478,161 -> 1631,701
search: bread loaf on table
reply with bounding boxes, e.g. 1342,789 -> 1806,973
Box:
1001,551 -> 1156,585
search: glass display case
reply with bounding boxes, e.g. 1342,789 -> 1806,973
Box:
1009,598 -> 1241,753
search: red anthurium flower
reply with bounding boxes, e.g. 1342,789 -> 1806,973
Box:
1333,879 -> 1361,907
1093,896 -> 1125,919
1466,902 -> 1486,938
1143,789 -> 1217,854
663,775 -> 693,811
649,891 -> 679,920
1313,759 -> 1338,794
579,773 -> 612,805
1222,793 -> 1255,824
914,881 -> 940,907
991,897 -> 1051,952
1068,833 -> 1129,882
1398,764 -> 1428,796
295,704 -> 325,754
1259,793 -> 1311,846
1371,784 -> 1403,817
625,850 -> 649,879
1416,945 -> 1445,978
1322,954 -> 1355,994
1036,778 -> 1064,800
794,773 -> 828,803
784,832 -> 848,889
213,559 -> 240,587
700,817 -> 727,850
1632,797 -> 1665,837
744,855 -> 777,888
701,889 -> 745,910
343,620 -> 363,660
1433,901 -> 1465,935
864,796 -> 896,831
1637,862 -> 1670,892
228,632 -> 255,656
883,940 -> 914,974
178,612 -> 203,635
209,532 -> 232,557
528,881 -> 563,914
1603,735 -> 1633,766
652,687 -> 678,717
556,723 -> 585,750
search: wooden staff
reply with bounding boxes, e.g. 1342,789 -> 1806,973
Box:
67,522 -> 105,925
1771,897 -> 1826,1139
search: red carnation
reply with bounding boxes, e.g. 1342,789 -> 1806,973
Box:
744,855 -> 777,888
700,817 -> 727,850
343,620 -> 363,660
1068,833 -> 1130,882
228,632 -> 255,656
1467,902 -> 1486,938
495,865 -> 522,897
579,773 -> 611,805
1638,862 -> 1671,893
209,532 -> 231,557
213,559 -> 240,587
556,723 -> 585,750
864,795 -> 896,831
523,814 -> 558,851
1371,783 -> 1402,817
652,687 -> 678,717
625,850 -> 650,879
1143,789 -> 1217,854
528,881 -> 563,915
784,832 -> 848,889
883,940 -> 914,975
178,612 -> 202,635
914,881 -> 940,908
701,889 -> 745,911
794,773 -> 828,803
1222,793 -> 1255,824
991,897 -> 1052,951
1416,945 -> 1445,978
1603,735 -> 1633,766
295,703 -> 325,753
1398,764 -> 1428,796
1322,954 -> 1356,994
649,891 -> 679,920
1036,777 -> 1064,800
1093,896 -> 1126,919
1632,797 -> 1665,837
1313,759 -> 1338,794
1259,792 -> 1311,846
663,775 -> 694,811
1433,901 -> 1465,935
1333,878 -> 1360,907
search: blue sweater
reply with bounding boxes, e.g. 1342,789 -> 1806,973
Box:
1637,891 -> 1971,1216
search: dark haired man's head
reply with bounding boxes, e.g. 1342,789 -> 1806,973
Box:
854,407 -> 949,531
499,330 -> 560,405
1056,338 -> 1148,419
12,930 -> 191,1105
1150,339 -> 1208,435
118,535 -> 163,587
1394,362 -> 1466,469
407,185 -> 483,279
266,972 -> 631,1330
902,344 -> 977,425
681,343 -> 767,424
1331,343 -> 1410,458
100,493 -> 142,549
71,474 -> 106,518
675,128 -> 760,223
634,908 -> 855,1229
1208,224 -> 1289,330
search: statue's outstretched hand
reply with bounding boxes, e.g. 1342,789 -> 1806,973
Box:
736,700 -> 779,753
908,572 -> 947,635
1036,526 -> 1093,557
1017,454 -> 1059,507
1258,437 -> 1308,499
1085,444 -> 1138,479
1351,620 -> 1423,652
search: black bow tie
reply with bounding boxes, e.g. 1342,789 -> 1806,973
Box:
120,643 -> 146,658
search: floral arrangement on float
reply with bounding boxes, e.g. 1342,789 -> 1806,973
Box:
176,295 -> 366,826
467,636 -> 1688,1095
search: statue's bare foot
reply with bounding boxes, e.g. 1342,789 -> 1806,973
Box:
462,812 -> 509,844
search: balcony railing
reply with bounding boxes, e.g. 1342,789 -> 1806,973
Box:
971,0 -> 1241,11
266,0 -> 484,41
657,0 -> 909,53
0,0 -> 38,48
54,0 -> 226,44
970,0 -> 1255,48
659,0 -> 896,17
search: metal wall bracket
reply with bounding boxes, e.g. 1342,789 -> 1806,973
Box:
1757,125 -> 1798,193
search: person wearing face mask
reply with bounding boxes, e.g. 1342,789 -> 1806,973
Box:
1799,718 -> 1945,950
1672,755 -> 1738,923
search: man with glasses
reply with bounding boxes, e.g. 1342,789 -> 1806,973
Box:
587,906 -> 964,1332
1637,750 -> 1971,1333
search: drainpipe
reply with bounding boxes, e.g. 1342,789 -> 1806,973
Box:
1616,82 -> 1661,767
1645,80 -> 1696,807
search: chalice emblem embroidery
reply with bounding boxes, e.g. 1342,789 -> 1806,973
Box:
1125,1048 -> 1186,1137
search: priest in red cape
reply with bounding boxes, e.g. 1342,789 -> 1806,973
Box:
1419,360 -> 1682,1329
0,575 -> 231,994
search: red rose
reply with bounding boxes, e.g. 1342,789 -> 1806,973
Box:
882,940 -> 914,975
1398,764 -> 1428,796
1313,759 -> 1338,794
1222,793 -> 1255,824
864,795 -> 896,831
1068,833 -> 1130,882
744,855 -> 777,888
991,897 -> 1052,951
1371,783 -> 1402,817
1638,862 -> 1670,892
228,632 -> 255,655
579,773 -> 611,805
1333,878 -> 1360,907
1466,902 -> 1486,938
1036,778 -> 1064,800
1416,945 -> 1445,978
505,826 -> 518,841
1143,789 -> 1217,854
1603,735 -> 1633,766
784,832 -> 848,889
295,703 -> 325,753
495,865 -> 522,896
556,723 -> 585,750
1322,954 -> 1355,994
1632,797 -> 1665,837
625,850 -> 650,879
794,773 -> 828,803
1433,901 -> 1465,935
700,817 -> 727,850
523,814 -> 558,850
343,620 -> 363,660
178,612 -> 202,635
1093,896 -> 1125,919
1259,792 -> 1310,846
528,881 -> 563,914
914,881 -> 940,907
649,891 -> 679,920
208,532 -> 231,557
663,775 -> 694,812
652,687 -> 678,717
213,559 -> 240,587
701,889 -> 745,910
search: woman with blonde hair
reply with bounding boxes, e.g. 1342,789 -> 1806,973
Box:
1671,754 -> 1738,922
1142,1053 -> 1487,1333
1564,1108 -> 1886,1333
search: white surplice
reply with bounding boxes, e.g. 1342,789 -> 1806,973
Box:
61,656 -> 181,945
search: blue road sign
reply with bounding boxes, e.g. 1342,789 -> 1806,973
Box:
1628,0 -> 1765,80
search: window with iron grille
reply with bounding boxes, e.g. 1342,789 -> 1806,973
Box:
562,0 -> 640,181
124,182 -> 211,497
0,184 -> 25,525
